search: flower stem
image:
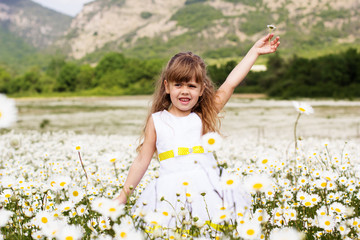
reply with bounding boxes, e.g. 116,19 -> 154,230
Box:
293,113 -> 301,185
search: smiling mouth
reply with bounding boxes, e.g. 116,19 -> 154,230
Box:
179,98 -> 190,103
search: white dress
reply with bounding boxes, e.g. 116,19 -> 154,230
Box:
134,110 -> 250,227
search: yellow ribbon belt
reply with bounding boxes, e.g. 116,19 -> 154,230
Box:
158,146 -> 205,161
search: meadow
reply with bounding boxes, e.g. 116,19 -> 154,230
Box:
1,96 -> 360,239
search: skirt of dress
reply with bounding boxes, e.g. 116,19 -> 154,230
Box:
133,153 -> 251,228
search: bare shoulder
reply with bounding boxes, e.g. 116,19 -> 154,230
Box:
144,115 -> 156,144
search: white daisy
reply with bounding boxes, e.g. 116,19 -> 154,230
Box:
0,94 -> 17,128
57,224 -> 83,240
244,174 -> 273,194
338,224 -> 350,236
267,24 -> 276,31
201,132 -> 222,152
292,101 -> 314,115
212,206 -> 232,224
0,209 -> 13,227
317,214 -> 335,231
58,200 -> 75,212
253,209 -> 269,223
91,197 -> 124,221
113,223 -> 145,239
68,186 -> 85,203
32,211 -> 55,228
269,227 -> 303,240
237,220 -> 262,240
76,205 -> 88,216
220,173 -> 239,190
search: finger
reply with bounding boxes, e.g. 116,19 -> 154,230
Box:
265,33 -> 274,41
271,36 -> 280,45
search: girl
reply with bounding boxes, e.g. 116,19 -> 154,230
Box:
116,34 -> 280,227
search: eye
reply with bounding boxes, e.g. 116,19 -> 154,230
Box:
189,84 -> 197,88
174,83 -> 181,87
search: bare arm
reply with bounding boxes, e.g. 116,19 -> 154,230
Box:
115,116 -> 156,204
215,33 -> 280,112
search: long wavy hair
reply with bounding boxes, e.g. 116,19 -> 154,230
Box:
137,52 -> 221,152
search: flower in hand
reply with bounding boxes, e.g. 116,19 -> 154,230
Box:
253,32 -> 280,55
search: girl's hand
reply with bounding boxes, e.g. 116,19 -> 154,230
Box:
252,33 -> 280,55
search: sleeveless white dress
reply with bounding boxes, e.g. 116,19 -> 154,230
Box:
134,110 -> 250,228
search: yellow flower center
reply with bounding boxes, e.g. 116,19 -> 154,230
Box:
299,107 -> 305,112
220,214 -> 226,219
311,198 -> 317,202
0,112 -> 2,118
321,182 -> 327,187
305,202 -> 311,206
65,237 -> 74,240
60,182 -> 66,187
109,208 -> 116,212
258,216 -> 263,221
41,217 -> 48,223
335,208 -> 341,213
162,211 -> 168,216
339,226 -> 345,231
261,159 -> 268,164
247,229 -> 255,236
110,158 -> 116,163
325,221 -> 331,226
73,191 -> 79,197
182,182 -> 189,186
5,194 -> 11,198
120,232 -> 127,238
76,146 -> 81,150
226,179 -> 234,185
253,183 -> 263,190
208,138 -> 215,145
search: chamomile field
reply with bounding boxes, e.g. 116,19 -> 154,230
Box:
1,96 -> 360,239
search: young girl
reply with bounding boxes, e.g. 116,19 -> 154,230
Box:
116,34 -> 280,227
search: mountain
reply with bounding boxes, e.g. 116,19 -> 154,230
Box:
61,0 -> 360,60
0,0 -> 72,48
1,0 -> 359,67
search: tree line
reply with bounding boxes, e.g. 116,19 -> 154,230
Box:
210,48 -> 360,99
0,48 -> 359,98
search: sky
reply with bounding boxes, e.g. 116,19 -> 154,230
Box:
31,0 -> 94,16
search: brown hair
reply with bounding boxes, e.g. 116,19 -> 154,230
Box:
137,52 -> 220,151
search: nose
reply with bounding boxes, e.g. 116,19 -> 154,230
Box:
180,86 -> 190,94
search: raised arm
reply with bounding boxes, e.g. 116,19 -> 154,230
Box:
214,33 -> 280,112
115,116 -> 156,204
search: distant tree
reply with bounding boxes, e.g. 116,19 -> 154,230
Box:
46,56 -> 67,79
94,53 -> 126,86
0,67 -> 12,93
56,63 -> 80,92
76,64 -> 95,90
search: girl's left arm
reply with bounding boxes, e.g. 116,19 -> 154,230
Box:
214,33 -> 280,112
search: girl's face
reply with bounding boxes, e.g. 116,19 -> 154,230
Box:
164,76 -> 204,117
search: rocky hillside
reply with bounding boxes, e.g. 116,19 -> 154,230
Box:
61,0 -> 360,60
0,0 -> 359,65
0,0 -> 72,48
